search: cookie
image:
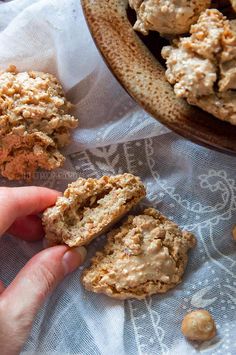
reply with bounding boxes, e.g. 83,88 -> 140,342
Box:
0,65 -> 78,180
43,174 -> 146,247
82,208 -> 196,300
162,9 -> 236,125
0,131 -> 64,180
130,0 -> 210,36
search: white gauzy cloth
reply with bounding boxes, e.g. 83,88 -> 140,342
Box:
0,1 -> 236,354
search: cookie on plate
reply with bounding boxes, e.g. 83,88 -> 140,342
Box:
0,65 -> 78,180
162,9 -> 236,125
43,174 -> 146,247
129,0 -> 210,36
82,208 -> 196,300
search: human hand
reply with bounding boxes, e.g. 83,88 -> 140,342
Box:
0,187 -> 87,355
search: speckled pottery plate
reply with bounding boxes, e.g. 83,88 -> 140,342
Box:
81,0 -> 236,155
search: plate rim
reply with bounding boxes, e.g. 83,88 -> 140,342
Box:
81,0 -> 236,156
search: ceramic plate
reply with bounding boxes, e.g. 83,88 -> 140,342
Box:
81,0 -> 236,155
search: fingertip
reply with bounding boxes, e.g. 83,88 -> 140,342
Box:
0,187 -> 63,236
73,246 -> 87,264
12,186 -> 62,215
62,247 -> 87,275
7,215 -> 44,241
42,242 -> 87,272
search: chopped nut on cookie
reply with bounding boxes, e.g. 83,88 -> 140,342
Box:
181,309 -> 216,341
43,174 -> 146,247
0,66 -> 78,180
82,208 -> 196,300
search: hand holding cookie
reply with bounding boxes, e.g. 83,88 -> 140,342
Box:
0,187 -> 86,355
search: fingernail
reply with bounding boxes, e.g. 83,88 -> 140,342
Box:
62,246 -> 87,275
74,246 -> 87,263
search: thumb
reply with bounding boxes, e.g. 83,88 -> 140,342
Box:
0,245 -> 86,355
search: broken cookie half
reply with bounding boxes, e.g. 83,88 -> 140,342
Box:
43,174 -> 146,247
82,208 -> 196,300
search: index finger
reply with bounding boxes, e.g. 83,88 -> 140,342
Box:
0,186 -> 60,236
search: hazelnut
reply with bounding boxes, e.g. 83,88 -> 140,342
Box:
181,310 -> 216,341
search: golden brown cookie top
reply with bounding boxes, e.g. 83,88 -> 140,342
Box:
82,208 -> 196,299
